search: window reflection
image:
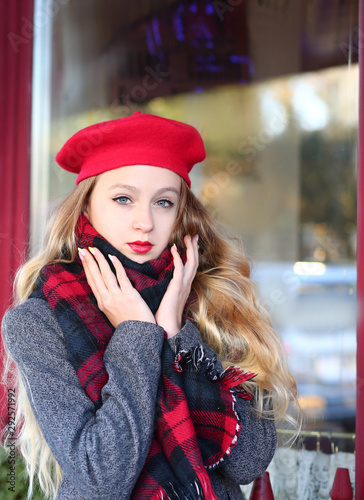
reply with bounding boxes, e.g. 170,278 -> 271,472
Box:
32,0 -> 358,435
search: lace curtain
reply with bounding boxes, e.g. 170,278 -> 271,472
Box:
240,448 -> 355,500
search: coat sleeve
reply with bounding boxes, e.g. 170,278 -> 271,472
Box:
2,298 -> 165,500
167,320 -> 277,485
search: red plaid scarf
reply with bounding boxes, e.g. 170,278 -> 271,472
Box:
31,214 -> 256,499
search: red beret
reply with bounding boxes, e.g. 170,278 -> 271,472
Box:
55,111 -> 206,187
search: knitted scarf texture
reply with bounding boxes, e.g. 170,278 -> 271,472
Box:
31,214 -> 255,499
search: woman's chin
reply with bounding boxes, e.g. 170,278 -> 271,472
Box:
125,251 -> 156,264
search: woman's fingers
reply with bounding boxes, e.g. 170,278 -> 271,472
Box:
171,244 -> 184,278
83,247 -> 135,294
79,248 -> 108,300
182,234 -> 199,282
170,235 -> 199,289
155,235 -> 199,337
81,262 -> 100,302
108,254 -> 133,292
193,234 -> 199,264
80,248 -> 136,298
167,235 -> 199,297
84,247 -> 120,292
79,247 -> 156,327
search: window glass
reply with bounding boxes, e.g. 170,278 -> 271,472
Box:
32,0 -> 358,439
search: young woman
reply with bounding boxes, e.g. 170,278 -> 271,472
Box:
2,112 -> 299,500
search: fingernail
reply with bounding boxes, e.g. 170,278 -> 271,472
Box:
78,247 -> 86,260
173,243 -> 178,251
108,254 -> 115,263
195,234 -> 199,242
88,246 -> 96,255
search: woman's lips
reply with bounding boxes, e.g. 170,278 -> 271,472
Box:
128,242 -> 154,254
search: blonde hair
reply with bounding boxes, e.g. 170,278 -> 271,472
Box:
2,176 -> 300,499
172,182 -> 300,421
3,177 -> 96,499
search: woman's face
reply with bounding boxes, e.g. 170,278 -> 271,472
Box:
85,165 -> 181,263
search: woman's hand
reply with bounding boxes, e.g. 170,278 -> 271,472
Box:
155,235 -> 199,338
78,247 -> 156,328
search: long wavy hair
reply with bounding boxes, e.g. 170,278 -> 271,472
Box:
2,175 -> 300,499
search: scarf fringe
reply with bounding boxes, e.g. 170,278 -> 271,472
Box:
149,473 -> 220,500
172,343 -> 257,472
218,365 -> 256,399
173,344 -> 256,399
195,469 -> 220,500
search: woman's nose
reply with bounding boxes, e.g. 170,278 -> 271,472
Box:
132,205 -> 154,232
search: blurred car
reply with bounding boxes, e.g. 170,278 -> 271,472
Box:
251,261 -> 357,425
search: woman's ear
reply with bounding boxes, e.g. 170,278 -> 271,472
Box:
82,203 -> 90,219
82,193 -> 91,216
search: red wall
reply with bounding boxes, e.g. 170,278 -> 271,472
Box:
0,1 -> 33,428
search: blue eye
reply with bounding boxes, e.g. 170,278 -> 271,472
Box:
156,199 -> 174,208
113,196 -> 131,204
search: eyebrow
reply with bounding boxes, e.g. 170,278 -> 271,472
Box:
107,183 -> 180,196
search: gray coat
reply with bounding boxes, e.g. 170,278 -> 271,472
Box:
2,298 -> 276,499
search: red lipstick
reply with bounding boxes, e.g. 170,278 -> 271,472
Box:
128,241 -> 154,254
